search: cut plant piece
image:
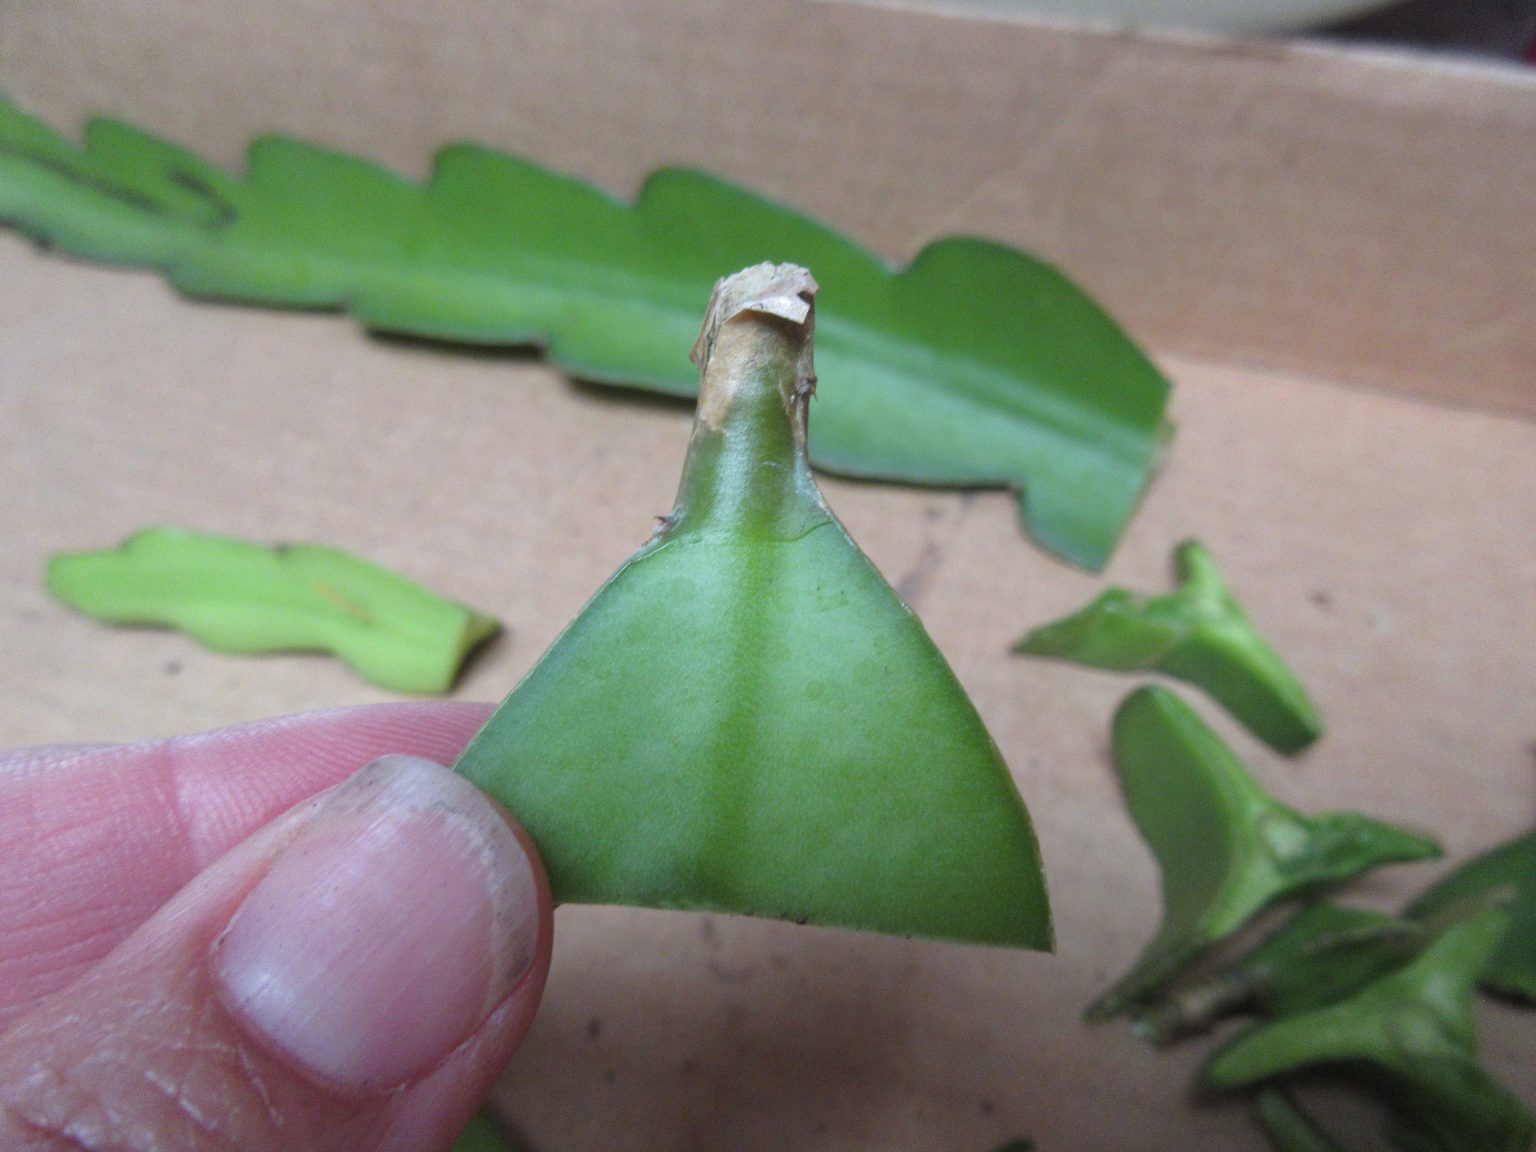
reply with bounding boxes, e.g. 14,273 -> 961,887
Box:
1204,908 -> 1534,1152
0,95 -> 1173,570
1133,901 -> 1428,1046
1087,687 -> 1439,1020
1253,1088 -> 1351,1152
1406,827 -> 1536,1003
47,528 -> 498,693
454,264 -> 1051,948
1014,540 -> 1322,753
451,1107 -> 527,1152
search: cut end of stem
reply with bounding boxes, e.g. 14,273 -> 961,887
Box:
690,263 -> 818,433
690,262 -> 818,370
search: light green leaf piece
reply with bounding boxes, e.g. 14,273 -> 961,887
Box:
47,528 -> 499,694
451,1107 -> 528,1152
1087,687 -> 1440,1020
1254,1088 -> 1353,1152
454,265 -> 1051,948
1014,540 -> 1323,754
0,94 -> 1173,570
1406,828 -> 1536,1003
1204,908 -> 1535,1152
1133,901 -> 1428,1046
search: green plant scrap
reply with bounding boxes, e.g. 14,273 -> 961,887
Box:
1407,827 -> 1536,1003
451,1107 -> 527,1152
47,527 -> 498,693
1204,907 -> 1534,1152
1087,682 -> 1532,1151
1015,540 -> 1322,753
0,94 -> 1173,570
1132,901 -> 1429,1046
453,264 -> 1051,948
1088,686 -> 1438,1020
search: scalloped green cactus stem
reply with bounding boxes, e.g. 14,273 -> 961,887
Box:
0,93 -> 1173,570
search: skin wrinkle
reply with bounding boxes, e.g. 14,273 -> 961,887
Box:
234,1044 -> 284,1140
0,752 -> 195,1032
0,803 -> 391,1152
143,985 -> 242,1147
8,1113 -> 97,1152
0,746 -> 117,775
9,1044 -> 261,1152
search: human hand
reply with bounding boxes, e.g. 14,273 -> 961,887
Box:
0,703 -> 553,1151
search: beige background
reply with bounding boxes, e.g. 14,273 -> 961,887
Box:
2,3 -> 1533,1149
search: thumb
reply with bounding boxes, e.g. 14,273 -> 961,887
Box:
0,754 -> 552,1152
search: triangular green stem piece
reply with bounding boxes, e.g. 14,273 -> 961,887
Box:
1015,541 -> 1322,753
1087,687 -> 1439,1019
454,264 -> 1051,949
1204,908 -> 1534,1152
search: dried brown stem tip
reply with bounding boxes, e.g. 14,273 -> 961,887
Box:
690,263 -> 819,432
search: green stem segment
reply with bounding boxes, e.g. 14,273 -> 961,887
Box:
453,263 -> 1051,949
1133,902 -> 1426,1046
1088,687 -> 1438,1020
1016,541 -> 1322,755
1204,908 -> 1534,1152
1406,827 -> 1536,1003
47,528 -> 499,693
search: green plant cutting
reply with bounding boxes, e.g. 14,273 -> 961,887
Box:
449,1107 -> 528,1152
0,93 -> 1172,570
1087,686 -> 1439,1021
1204,907 -> 1535,1152
451,264 -> 1050,947
1407,827 -> 1536,1002
1015,539 -> 1323,754
1130,900 -> 1430,1046
47,527 -> 499,693
1135,882 -> 1521,1047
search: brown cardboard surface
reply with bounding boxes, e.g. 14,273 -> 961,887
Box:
1,4 -> 1534,1149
